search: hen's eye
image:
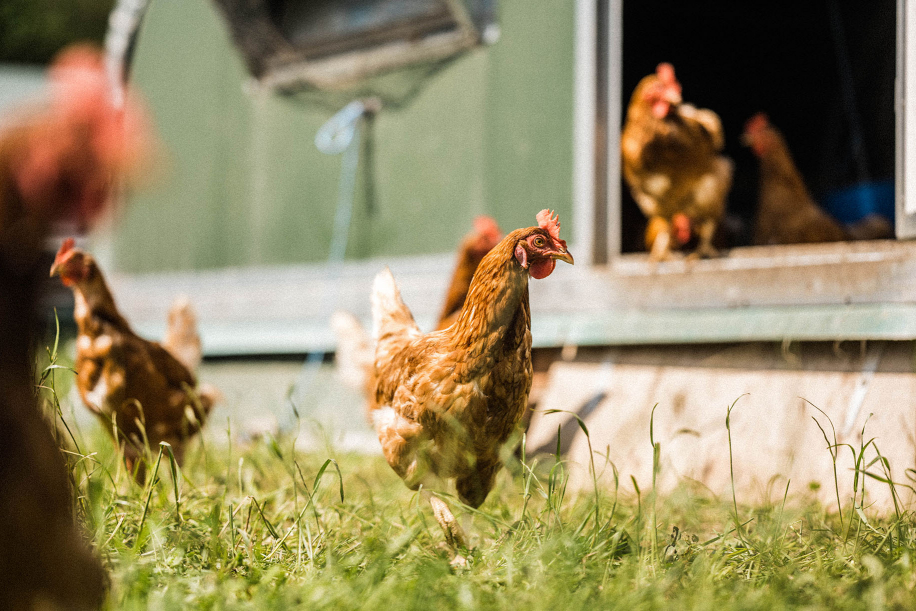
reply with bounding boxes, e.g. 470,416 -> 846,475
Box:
533,236 -> 545,247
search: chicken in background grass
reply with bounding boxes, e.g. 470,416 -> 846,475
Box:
622,63 -> 733,260
331,215 -> 503,416
162,296 -> 203,372
436,215 -> 502,330
743,113 -> 893,245
51,240 -> 217,479
331,310 -> 377,403
370,209 -> 573,563
0,44 -> 152,609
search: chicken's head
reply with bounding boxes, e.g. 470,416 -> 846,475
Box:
471,215 -> 503,255
513,209 -> 574,279
13,44 -> 153,229
742,113 -> 776,157
642,62 -> 682,119
50,238 -> 95,287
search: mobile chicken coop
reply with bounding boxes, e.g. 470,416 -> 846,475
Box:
98,0 -> 916,506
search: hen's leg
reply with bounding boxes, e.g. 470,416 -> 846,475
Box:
422,491 -> 468,565
692,218 -> 719,259
648,220 -> 673,262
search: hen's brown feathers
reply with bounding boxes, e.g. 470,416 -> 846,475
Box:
371,222 -> 569,509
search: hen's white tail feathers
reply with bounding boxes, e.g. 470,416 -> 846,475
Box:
371,267 -> 420,344
331,311 -> 375,391
163,296 -> 203,372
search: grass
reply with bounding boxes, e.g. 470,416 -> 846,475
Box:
35,348 -> 916,609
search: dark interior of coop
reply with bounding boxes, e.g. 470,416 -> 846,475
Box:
620,0 -> 897,254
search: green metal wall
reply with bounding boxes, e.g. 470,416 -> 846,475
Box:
114,0 -> 575,272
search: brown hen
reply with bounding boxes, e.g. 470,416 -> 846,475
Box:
435,215 -> 502,330
622,63 -> 733,260
743,113 -> 892,245
370,209 -> 573,557
51,241 -> 215,477
332,215 -> 502,417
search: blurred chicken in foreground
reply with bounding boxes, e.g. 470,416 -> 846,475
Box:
51,241 -> 217,478
371,210 -> 573,562
622,63 -> 733,260
0,44 -> 152,609
743,113 -> 893,245
332,216 -> 503,414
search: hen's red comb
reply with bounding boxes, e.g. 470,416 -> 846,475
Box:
473,215 -> 501,239
744,112 -> 770,135
656,63 -> 677,85
54,237 -> 76,263
536,209 -> 562,242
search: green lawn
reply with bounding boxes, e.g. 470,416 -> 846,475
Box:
40,362 -> 916,610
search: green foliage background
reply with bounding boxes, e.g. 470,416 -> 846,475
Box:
0,0 -> 114,64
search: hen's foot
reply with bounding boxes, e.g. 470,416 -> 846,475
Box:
428,494 -> 469,550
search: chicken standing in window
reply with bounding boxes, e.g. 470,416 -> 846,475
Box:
622,63 -> 733,260
743,113 -> 892,245
370,210 -> 573,561
51,241 -> 217,479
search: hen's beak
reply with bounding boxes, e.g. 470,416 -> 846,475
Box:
49,262 -> 61,277
551,249 -> 574,265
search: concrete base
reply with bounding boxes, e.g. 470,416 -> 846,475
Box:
526,341 -> 916,512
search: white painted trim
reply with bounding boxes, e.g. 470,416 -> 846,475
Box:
102,240 -> 916,355
903,0 -> 916,215
896,0 -> 916,236
605,0 -> 623,258
573,0 -> 597,264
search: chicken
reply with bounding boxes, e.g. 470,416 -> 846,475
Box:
51,240 -> 216,477
743,113 -> 893,245
0,44 -> 151,609
435,215 -> 502,330
331,215 -> 503,415
370,209 -> 573,557
621,63 -> 733,260
330,310 -> 376,399
162,296 -> 203,372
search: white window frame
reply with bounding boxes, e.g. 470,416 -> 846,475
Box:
576,0 -> 914,263
561,0 -> 916,346
899,0 -> 916,235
